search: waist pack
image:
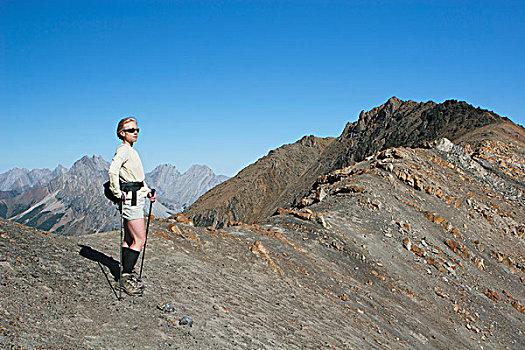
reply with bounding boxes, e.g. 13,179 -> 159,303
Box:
103,181 -> 144,206
120,181 -> 144,206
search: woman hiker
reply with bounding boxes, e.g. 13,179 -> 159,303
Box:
108,117 -> 156,295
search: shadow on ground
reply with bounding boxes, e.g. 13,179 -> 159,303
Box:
78,244 -> 119,280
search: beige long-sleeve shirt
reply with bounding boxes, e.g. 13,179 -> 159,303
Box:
108,143 -> 150,199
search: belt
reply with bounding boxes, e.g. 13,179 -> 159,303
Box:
120,181 -> 144,206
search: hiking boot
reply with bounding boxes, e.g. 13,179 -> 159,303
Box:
128,273 -> 145,290
117,273 -> 143,296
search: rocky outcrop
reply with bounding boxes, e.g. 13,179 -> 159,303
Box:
280,97 -> 508,209
185,97 -> 517,228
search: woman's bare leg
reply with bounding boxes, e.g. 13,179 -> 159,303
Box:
122,224 -> 131,248
123,218 -> 146,251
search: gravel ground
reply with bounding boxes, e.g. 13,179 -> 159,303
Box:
1,144 -> 524,349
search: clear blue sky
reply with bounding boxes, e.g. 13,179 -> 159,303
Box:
1,0 -> 524,176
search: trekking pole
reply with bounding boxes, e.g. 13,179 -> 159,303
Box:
139,189 -> 155,279
118,195 -> 125,301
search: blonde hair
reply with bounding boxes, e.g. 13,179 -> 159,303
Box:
116,117 -> 137,140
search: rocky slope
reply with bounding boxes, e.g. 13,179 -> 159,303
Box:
0,157 -> 227,235
1,136 -> 523,349
185,97 -> 514,228
185,135 -> 334,228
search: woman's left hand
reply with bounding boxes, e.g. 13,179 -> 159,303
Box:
148,192 -> 156,203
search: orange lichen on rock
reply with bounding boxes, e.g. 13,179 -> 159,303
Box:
250,240 -> 284,276
450,228 -> 462,239
483,289 -> 501,303
445,239 -> 471,260
434,288 -> 449,299
427,257 -> 447,273
424,211 -> 435,222
425,187 -> 436,195
433,215 -> 444,224
511,301 -> 525,314
411,245 -> 427,257
424,211 -> 445,225
402,237 -> 427,257
169,213 -> 194,226
153,231 -> 169,240
276,208 -> 330,228
401,200 -> 421,211
168,224 -> 181,235
474,258 -> 486,270
502,291 -> 525,314
225,220 -> 245,227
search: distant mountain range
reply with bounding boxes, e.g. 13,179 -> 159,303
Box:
0,157 -> 228,235
146,164 -> 228,213
0,165 -> 67,192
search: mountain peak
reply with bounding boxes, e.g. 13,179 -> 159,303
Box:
186,164 -> 211,173
150,164 -> 180,174
70,155 -> 109,175
298,135 -> 320,147
385,95 -> 402,108
355,96 -> 414,132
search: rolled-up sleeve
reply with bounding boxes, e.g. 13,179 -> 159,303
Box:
108,146 -> 129,198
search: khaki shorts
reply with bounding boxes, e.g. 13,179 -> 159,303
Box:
122,197 -> 145,220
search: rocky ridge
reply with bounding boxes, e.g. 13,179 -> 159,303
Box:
185,97 -> 513,228
1,136 -> 524,349
184,135 -> 334,227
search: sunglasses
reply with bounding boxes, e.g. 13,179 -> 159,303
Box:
123,128 -> 140,133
